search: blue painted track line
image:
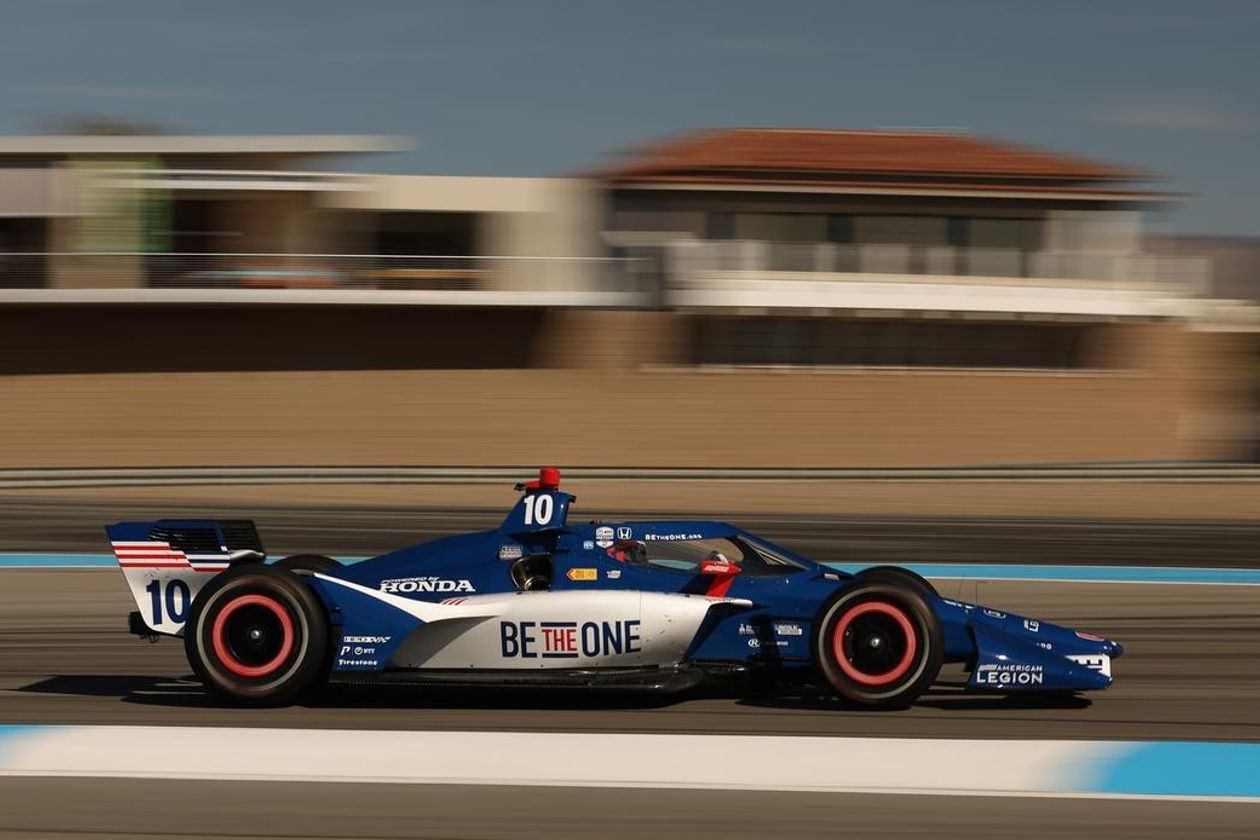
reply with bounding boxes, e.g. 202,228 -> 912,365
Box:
1096,741 -> 1260,799
0,555 -> 117,568
2,553 -> 1260,584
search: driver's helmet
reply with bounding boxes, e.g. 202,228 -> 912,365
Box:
608,539 -> 648,565
706,550 -> 730,565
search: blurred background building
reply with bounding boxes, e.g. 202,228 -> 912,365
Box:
1,127 -> 1258,467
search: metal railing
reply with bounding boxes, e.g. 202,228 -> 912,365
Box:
669,240 -> 1210,291
0,245 -> 1215,306
0,251 -> 644,295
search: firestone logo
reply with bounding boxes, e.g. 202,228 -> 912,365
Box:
380,577 -> 475,594
337,658 -> 378,667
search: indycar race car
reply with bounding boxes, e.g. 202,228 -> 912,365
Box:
107,468 -> 1123,707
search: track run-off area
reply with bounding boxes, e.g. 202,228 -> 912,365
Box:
0,499 -> 1257,837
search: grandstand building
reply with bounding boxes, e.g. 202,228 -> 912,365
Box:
0,128 -> 1255,466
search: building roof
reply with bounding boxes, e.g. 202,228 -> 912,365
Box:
598,128 -> 1152,195
0,134 -> 408,157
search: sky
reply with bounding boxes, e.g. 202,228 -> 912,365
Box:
2,0 -> 1259,234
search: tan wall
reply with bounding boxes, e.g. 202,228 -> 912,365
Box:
218,192 -> 321,254
0,168 -> 76,217
0,365 -> 1209,468
327,175 -> 604,291
0,307 -> 1240,469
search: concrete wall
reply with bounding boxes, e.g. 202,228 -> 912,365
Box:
0,305 -> 1240,468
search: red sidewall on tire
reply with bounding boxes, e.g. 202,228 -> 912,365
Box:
210,593 -> 296,678
831,600 -> 918,686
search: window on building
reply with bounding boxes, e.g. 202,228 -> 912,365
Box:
0,218 -> 47,288
169,198 -> 235,253
852,216 -> 949,246
966,218 -> 1043,251
373,211 -> 478,255
960,218 -> 1044,277
733,213 -> 828,242
689,316 -> 1095,369
706,212 -> 735,240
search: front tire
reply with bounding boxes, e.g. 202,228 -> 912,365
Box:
813,581 -> 943,709
184,564 -> 330,706
857,565 -> 939,597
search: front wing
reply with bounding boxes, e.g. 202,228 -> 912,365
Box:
937,598 -> 1122,692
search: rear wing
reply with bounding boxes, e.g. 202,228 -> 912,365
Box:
105,519 -> 265,636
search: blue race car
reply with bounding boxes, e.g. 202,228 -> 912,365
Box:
107,468 -> 1122,707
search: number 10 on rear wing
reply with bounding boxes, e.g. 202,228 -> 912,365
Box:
106,519 -> 266,636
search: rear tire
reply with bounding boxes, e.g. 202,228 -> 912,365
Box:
184,564 -> 330,706
275,554 -> 341,574
813,581 -> 943,710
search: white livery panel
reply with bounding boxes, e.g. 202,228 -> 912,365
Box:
391,591 -> 723,669
304,575 -> 742,671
